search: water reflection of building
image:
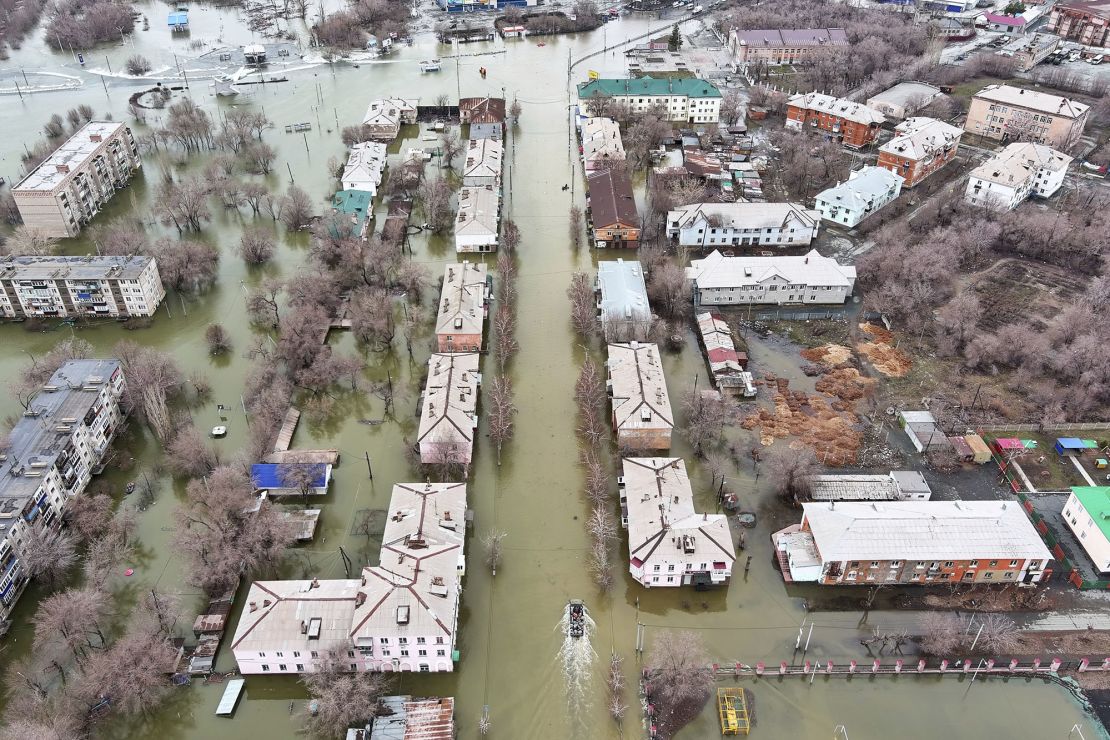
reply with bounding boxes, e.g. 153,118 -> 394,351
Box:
620,457 -> 734,588
0,360 -> 126,632
231,483 -> 467,675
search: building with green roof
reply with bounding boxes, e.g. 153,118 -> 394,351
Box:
1063,486 -> 1110,573
330,189 -> 373,239
577,76 -> 723,124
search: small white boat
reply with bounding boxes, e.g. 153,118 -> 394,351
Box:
420,59 -> 442,72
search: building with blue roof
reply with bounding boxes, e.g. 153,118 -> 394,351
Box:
250,463 -> 332,495
168,10 -> 189,31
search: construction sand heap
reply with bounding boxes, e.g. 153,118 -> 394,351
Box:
856,323 -> 912,377
800,343 -> 853,366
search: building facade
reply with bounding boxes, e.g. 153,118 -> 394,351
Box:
620,458 -> 734,588
454,186 -> 500,253
362,98 -> 419,140
0,360 -> 125,627
965,84 -> 1090,150
815,166 -> 904,227
785,92 -> 886,148
965,141 -> 1072,210
773,501 -> 1052,585
1062,487 -> 1110,573
586,167 -> 640,248
607,342 -> 673,450
12,121 -> 141,238
686,249 -> 856,307
728,28 -> 848,65
462,138 -> 503,188
877,117 -> 963,188
418,353 -> 480,466
1049,0 -> 1110,47
596,259 -> 651,343
666,202 -> 820,248
232,482 -> 467,674
577,77 -> 723,124
0,255 -> 164,319
434,261 -> 489,352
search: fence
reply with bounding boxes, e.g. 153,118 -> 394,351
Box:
1017,491 -> 1110,591
702,656 -> 1110,679
977,422 -> 1110,433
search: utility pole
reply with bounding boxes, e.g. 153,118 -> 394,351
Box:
339,546 -> 352,577
365,452 -> 374,479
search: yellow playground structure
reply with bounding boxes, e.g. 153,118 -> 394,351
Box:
718,687 -> 750,735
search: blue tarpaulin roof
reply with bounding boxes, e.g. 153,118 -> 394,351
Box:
168,11 -> 188,25
1057,437 -> 1085,450
250,463 -> 329,489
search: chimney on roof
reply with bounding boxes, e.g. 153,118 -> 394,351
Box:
263,599 -> 272,607
355,591 -> 367,608
249,601 -> 258,612
311,578 -> 320,589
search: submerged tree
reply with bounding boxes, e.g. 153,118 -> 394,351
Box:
483,531 -> 507,575
646,630 -> 715,738
301,646 -> 393,738
487,375 -> 516,465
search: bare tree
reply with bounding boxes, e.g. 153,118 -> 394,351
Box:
19,524 -> 77,590
978,613 -> 1020,654
483,530 -> 507,575
247,279 -> 284,329
646,630 -> 715,738
509,98 -> 522,122
567,272 -> 597,338
205,323 -> 232,355
487,375 -> 516,464
418,176 -> 453,233
501,219 -> 521,252
156,175 -> 212,232
243,141 -> 277,175
125,54 -> 151,75
920,612 -> 963,656
0,226 -> 56,256
281,464 -> 325,506
160,98 -> 214,153
494,304 -> 518,372
165,424 -> 217,479
646,261 -> 691,322
300,646 -> 393,737
280,184 -> 315,230
32,586 -> 110,663
765,446 -> 818,505
440,129 -> 464,168
113,340 -> 184,443
607,652 -> 628,722
569,206 -> 583,248
574,358 -> 608,446
679,389 -> 735,457
239,226 -> 277,264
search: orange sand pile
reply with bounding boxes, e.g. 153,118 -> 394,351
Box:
857,323 -> 912,377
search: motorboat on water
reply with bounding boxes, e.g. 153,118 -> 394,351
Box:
567,599 -> 586,638
420,59 -> 442,72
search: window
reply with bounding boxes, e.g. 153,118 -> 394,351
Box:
667,576 -> 674,583
667,564 -> 675,572
401,649 -> 409,657
380,637 -> 389,644
437,649 -> 447,657
276,652 -> 284,658
984,572 -> 993,579
350,664 -> 357,671
262,665 -> 270,672
348,651 -> 355,658
989,560 -> 998,567
398,637 -> 408,645
382,649 -> 391,656
420,664 -> 430,672
279,664 -> 287,671
943,561 -> 953,568
297,664 -> 305,671
1009,560 -> 1018,567
311,651 -> 319,658
653,564 -> 661,572
419,649 -> 427,657
436,637 -> 445,645
259,652 -> 266,658
417,637 -> 426,645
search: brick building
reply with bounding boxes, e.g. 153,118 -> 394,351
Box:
785,92 -> 885,148
877,117 -> 963,188
728,28 -> 848,65
1048,0 -> 1110,47
964,84 -> 1090,150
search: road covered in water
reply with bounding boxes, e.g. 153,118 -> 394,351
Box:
0,3 -> 1106,738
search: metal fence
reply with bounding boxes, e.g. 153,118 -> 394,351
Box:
977,422 -> 1110,433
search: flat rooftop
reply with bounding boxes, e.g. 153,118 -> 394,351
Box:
597,259 -> 649,323
15,121 -> 127,192
0,255 -> 153,282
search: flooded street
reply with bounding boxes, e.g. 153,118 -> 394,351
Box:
0,2 -> 1106,738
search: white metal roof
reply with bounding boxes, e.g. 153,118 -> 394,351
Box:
418,353 -> 480,450
686,249 -> 855,290
969,141 -> 1073,186
668,202 -> 819,232
815,166 -> 903,212
342,141 -> 388,191
787,92 -> 886,126
581,117 -> 625,163
597,259 -> 650,326
435,261 -> 487,336
973,84 -> 1089,119
454,186 -> 499,238
880,117 -> 963,160
607,343 -> 673,433
463,138 -> 503,180
867,82 -> 941,111
14,121 -> 127,192
802,501 -> 1052,562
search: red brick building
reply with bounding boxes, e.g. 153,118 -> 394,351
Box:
1049,0 -> 1110,48
877,117 -> 963,188
785,92 -> 885,148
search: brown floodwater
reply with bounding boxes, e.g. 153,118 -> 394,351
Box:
0,2 -> 1106,738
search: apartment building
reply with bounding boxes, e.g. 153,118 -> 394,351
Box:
577,77 -> 723,124
686,249 -> 856,307
434,261 -> 489,352
0,255 -> 164,319
965,142 -> 1072,210
231,482 -> 467,674
728,28 -> 848,65
866,81 -> 942,121
341,141 -> 388,195
666,202 -> 820,248
596,259 -> 651,343
362,98 -> 419,140
965,84 -> 1090,150
785,92 -> 885,148
815,166 -> 904,227
459,96 -> 506,125
586,167 -> 640,248
0,360 -> 125,628
581,117 -> 625,172
462,138 -> 503,188
418,353 -> 480,466
620,457 -> 734,588
607,342 -> 673,450
1062,486 -> 1110,573
877,117 -> 963,188
454,186 -> 500,253
1048,0 -> 1110,47
772,501 -> 1052,585
12,121 -> 141,238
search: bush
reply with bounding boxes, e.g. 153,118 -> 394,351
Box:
125,54 -> 151,76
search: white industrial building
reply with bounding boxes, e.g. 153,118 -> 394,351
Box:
0,255 -> 165,319
620,458 -> 734,588
814,166 -> 904,227
866,82 -> 942,121
666,202 -> 821,248
965,142 -> 1072,210
686,249 -> 856,306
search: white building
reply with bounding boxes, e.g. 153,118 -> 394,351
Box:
0,255 -> 165,319
0,360 -> 125,626
418,353 -> 480,466
814,166 -> 904,228
581,117 -> 625,172
666,202 -> 821,248
577,77 -> 723,124
341,141 -> 389,195
454,186 -> 500,254
806,471 -> 932,502
897,410 -> 951,453
1062,487 -> 1110,573
362,98 -> 419,140
620,458 -> 734,588
607,343 -> 674,450
596,259 -> 651,343
965,142 -> 1072,210
686,249 -> 856,307
231,482 -> 467,674
866,82 -> 942,121
462,139 -> 503,188
12,121 -> 141,238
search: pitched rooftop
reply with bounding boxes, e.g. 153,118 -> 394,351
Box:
972,84 -> 1089,119
607,342 -> 673,433
435,262 -> 488,337
587,167 -> 638,229
578,76 -> 723,99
